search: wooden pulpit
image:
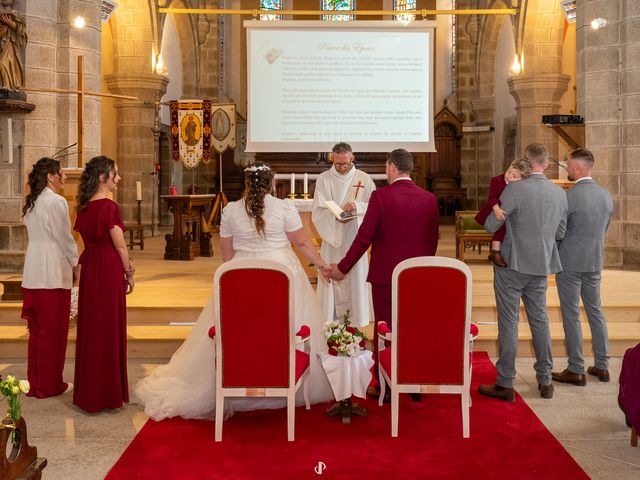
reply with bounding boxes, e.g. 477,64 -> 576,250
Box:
161,195 -> 215,260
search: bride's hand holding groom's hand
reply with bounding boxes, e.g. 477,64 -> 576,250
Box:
327,263 -> 345,281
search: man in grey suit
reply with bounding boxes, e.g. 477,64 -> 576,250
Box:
478,143 -> 568,402
552,148 -> 613,386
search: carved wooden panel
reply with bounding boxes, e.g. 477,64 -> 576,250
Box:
425,103 -> 467,223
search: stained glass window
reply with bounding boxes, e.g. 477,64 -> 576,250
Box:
394,0 -> 416,21
322,0 -> 354,21
260,0 -> 282,20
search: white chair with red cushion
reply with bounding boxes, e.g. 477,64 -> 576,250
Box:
377,256 -> 473,438
211,259 -> 311,442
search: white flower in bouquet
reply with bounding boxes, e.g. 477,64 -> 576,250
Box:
19,380 -> 30,394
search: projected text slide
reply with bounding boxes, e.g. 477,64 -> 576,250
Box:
246,23 -> 435,153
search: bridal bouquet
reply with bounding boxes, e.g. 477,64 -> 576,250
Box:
324,310 -> 367,357
0,375 -> 29,444
70,286 -> 79,320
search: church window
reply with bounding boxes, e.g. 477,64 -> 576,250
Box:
322,0 -> 354,21
260,0 -> 283,20
394,0 -> 416,22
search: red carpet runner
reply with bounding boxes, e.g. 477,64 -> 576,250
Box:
107,353 -> 587,479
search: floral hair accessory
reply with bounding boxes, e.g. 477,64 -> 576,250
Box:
244,164 -> 271,173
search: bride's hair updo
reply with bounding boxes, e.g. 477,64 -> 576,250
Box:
243,162 -> 274,236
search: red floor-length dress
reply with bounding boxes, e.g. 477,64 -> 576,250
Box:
73,198 -> 129,413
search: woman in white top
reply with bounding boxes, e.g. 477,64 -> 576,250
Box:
134,162 -> 334,420
21,157 -> 78,398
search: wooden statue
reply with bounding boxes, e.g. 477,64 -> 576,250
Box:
0,0 -> 27,92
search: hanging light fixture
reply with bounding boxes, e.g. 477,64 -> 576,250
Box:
590,18 -> 608,30
72,16 -> 86,29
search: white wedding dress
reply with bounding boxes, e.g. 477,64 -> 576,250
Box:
133,195 -> 334,421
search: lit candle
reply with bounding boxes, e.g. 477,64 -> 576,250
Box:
136,181 -> 142,201
303,173 -> 308,195
290,173 -> 295,195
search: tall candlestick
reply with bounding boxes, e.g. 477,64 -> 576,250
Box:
290,173 -> 295,196
303,173 -> 308,194
136,181 -> 142,201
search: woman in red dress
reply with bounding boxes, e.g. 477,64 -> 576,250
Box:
73,156 -> 134,413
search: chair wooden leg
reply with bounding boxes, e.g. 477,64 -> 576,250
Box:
303,374 -> 310,410
215,396 -> 224,442
462,391 -> 470,438
391,390 -> 399,437
468,341 -> 474,408
287,393 -> 295,441
378,374 -> 386,407
632,426 -> 638,447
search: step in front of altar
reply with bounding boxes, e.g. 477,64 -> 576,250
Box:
1,322 -> 639,360
1,301 -> 638,326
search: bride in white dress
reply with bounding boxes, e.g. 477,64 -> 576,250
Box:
133,162 -> 334,420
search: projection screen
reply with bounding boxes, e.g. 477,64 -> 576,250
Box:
245,20 -> 436,153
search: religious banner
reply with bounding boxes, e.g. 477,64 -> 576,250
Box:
170,100 -> 212,169
210,103 -> 236,153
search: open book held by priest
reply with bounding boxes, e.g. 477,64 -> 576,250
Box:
324,200 -> 359,222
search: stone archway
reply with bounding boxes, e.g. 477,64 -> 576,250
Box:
104,0 -> 168,226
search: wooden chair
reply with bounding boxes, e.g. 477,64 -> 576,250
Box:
377,256 -> 473,438
212,259 -> 311,442
454,210 -> 492,262
124,223 -> 145,250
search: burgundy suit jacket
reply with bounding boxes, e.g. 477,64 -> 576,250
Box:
337,179 -> 439,286
475,173 -> 507,225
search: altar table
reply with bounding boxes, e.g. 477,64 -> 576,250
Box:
161,195 -> 215,261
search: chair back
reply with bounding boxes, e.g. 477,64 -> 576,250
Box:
214,259 -> 295,390
392,257 -> 472,387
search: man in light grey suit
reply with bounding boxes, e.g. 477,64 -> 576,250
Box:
552,148 -> 613,386
479,143 -> 568,402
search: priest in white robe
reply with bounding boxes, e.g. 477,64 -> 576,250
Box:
312,142 -> 376,328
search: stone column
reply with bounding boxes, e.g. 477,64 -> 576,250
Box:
508,73 -> 570,177
576,0 -> 640,268
105,73 -> 168,228
468,96 -> 496,210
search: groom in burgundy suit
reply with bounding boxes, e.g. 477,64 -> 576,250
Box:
328,149 -> 440,397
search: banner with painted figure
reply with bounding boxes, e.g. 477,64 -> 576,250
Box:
170,100 -> 212,169
210,103 -> 236,153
